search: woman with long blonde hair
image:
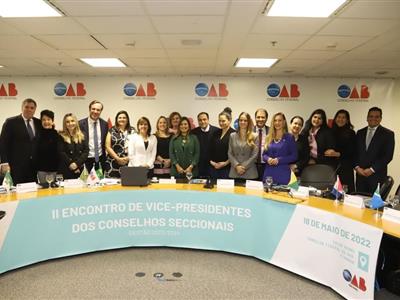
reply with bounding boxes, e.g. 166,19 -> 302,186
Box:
262,112 -> 297,185
58,113 -> 89,179
228,112 -> 258,180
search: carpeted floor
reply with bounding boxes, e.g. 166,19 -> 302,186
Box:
0,248 -> 398,299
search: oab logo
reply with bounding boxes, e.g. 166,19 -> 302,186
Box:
54,82 -> 86,97
342,269 -> 367,292
123,83 -> 157,98
0,83 -> 18,97
266,83 -> 300,101
194,83 -> 229,98
337,84 -> 369,100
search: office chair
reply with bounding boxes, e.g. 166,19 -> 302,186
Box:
351,175 -> 394,201
395,184 -> 400,197
300,164 -> 336,190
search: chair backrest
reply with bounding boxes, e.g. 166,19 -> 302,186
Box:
300,164 -> 336,190
380,176 -> 394,200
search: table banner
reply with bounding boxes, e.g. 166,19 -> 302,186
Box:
270,205 -> 383,300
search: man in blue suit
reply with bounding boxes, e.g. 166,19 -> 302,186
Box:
355,107 -> 394,194
79,100 -> 109,171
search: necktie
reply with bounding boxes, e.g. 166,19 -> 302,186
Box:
366,128 -> 374,150
257,128 -> 262,163
26,119 -> 34,140
93,121 -> 99,162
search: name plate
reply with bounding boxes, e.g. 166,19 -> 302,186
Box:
16,182 -> 38,194
382,207 -> 400,224
159,178 -> 176,184
217,179 -> 234,188
64,179 -> 85,188
245,180 -> 264,190
289,186 -> 309,199
344,194 -> 365,209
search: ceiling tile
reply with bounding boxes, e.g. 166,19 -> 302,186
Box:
144,0 -> 228,15
288,50 -> 345,60
94,34 -> 163,49
36,35 -> 103,50
122,58 -> 171,68
2,17 -> 88,35
244,34 -> 311,49
300,35 -> 372,51
159,34 -> 221,48
251,17 -> 329,35
151,16 -> 224,34
166,48 -> 217,58
54,0 -> 146,16
76,17 -> 155,34
338,0 -> 400,19
112,49 -> 167,58
318,19 -> 399,36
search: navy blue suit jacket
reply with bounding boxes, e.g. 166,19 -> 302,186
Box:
79,117 -> 109,157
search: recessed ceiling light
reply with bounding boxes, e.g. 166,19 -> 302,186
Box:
265,0 -> 348,18
0,0 -> 62,17
80,58 -> 126,68
235,58 -> 278,68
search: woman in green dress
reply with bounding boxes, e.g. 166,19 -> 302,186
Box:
169,117 -> 200,178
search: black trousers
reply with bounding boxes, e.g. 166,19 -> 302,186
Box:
84,156 -> 106,172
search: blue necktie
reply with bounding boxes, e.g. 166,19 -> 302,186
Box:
93,121 -> 99,162
26,119 -> 34,140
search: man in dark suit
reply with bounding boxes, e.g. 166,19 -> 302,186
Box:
355,107 -> 394,194
254,108 -> 270,181
191,112 -> 219,178
0,98 -> 42,184
79,100 -> 109,171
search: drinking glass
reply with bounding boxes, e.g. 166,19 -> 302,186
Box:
45,174 -> 54,189
56,174 -> 64,188
265,176 -> 273,192
186,172 -> 193,184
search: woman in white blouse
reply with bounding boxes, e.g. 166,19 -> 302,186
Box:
128,117 -> 157,177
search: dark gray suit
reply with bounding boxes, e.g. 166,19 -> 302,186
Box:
0,115 -> 41,184
355,125 -> 395,194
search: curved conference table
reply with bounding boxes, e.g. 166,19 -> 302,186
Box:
0,183 -> 398,299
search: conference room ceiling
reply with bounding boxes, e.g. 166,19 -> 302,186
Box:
0,0 -> 399,78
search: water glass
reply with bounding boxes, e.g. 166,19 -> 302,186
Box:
186,172 -> 193,184
265,176 -> 273,192
45,174 -> 54,189
56,174 -> 64,188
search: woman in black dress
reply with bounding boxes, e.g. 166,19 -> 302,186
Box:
36,110 -> 59,185
104,111 -> 134,178
332,109 -> 356,193
153,116 -> 172,178
58,113 -> 89,179
289,115 -> 309,176
209,108 -> 236,179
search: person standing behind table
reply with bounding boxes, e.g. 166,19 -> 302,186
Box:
228,112 -> 258,181
169,117 -> 200,179
289,116 -> 309,176
58,114 -> 89,179
168,112 -> 181,136
153,116 -> 172,178
355,107 -> 395,194
128,117 -> 157,178
0,98 -> 42,184
191,112 -> 219,179
79,100 -> 108,171
104,111 -> 135,178
253,108 -> 270,181
301,109 -> 338,167
332,109 -> 356,193
262,113 -> 297,185
209,108 -> 236,180
36,110 -> 60,185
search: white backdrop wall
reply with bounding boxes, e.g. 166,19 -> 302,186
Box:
0,76 -> 398,190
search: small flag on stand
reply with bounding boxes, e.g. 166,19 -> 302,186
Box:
79,165 -> 89,182
87,166 -> 100,186
331,175 -> 344,199
96,164 -> 104,180
287,170 -> 299,191
370,184 -> 385,209
2,171 -> 14,190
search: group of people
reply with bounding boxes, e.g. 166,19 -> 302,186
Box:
0,98 -> 395,195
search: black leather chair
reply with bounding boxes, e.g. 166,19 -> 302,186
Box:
300,164 -> 336,190
352,175 -> 394,201
395,184 -> 400,196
